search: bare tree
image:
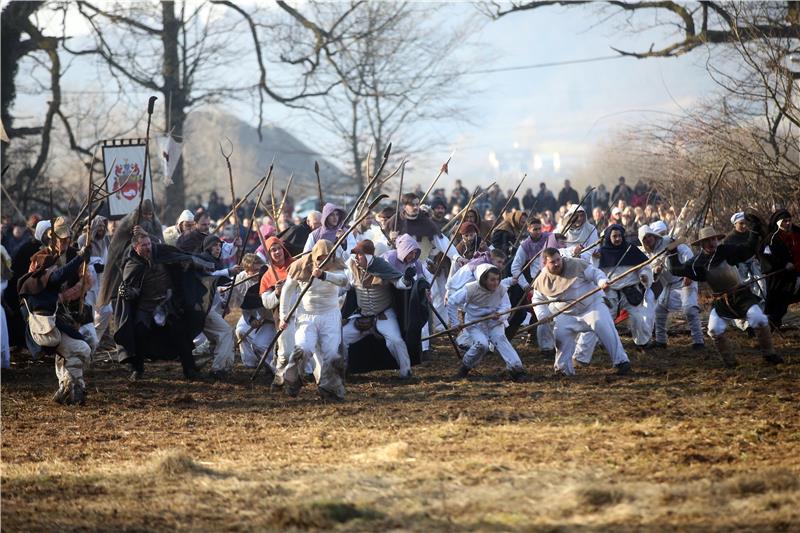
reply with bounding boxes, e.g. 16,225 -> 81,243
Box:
269,2 -> 476,190
1,1 -> 67,215
61,0 -> 360,220
479,1 -> 800,59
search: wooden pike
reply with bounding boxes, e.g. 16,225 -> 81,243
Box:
211,174 -> 268,235
420,150 -> 455,205
482,172 -> 526,243
251,194 -> 389,381
516,244 -> 680,336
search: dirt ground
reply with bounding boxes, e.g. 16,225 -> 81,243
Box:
2,315 -> 799,532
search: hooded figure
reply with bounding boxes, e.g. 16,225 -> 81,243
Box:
448,263 -> 526,381
491,210 -> 527,261
761,209 -> 800,328
97,200 -> 163,308
383,234 -> 425,276
163,210 -> 195,246
280,239 -> 349,401
303,203 -> 353,255
556,205 -> 597,250
594,224 -> 653,348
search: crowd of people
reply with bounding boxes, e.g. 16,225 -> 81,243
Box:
1,175 -> 798,406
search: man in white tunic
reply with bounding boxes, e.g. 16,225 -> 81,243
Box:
279,239 -> 348,401
532,248 -> 632,376
449,264 -> 527,381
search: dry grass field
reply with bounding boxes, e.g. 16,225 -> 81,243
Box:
2,317 -> 799,532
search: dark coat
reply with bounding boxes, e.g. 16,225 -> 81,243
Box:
113,244 -> 215,360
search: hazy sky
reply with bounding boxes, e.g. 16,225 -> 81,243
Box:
245,2 -> 721,192
16,1 -> 722,193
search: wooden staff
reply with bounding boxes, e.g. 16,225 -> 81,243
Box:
277,171 -> 295,218
251,194 -> 388,381
432,186 -> 482,277
427,302 -> 461,359
211,173 -> 268,235
422,297 -> 568,341
711,268 -> 786,298
136,96 -> 158,223
237,164 -> 273,266
219,137 -> 240,240
314,160 -> 324,210
77,147 -> 99,316
516,246 -> 677,335
420,150 -> 454,205
440,183 -> 497,235
393,160 -> 407,235
482,172 -> 526,243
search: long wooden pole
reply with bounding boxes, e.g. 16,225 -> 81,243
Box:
516,247 -> 674,335
211,174 -> 267,235
420,151 -> 454,205
251,194 -> 389,381
482,172 -> 526,243
136,96 -> 157,224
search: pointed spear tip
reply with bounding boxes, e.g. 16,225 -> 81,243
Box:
314,160 -> 320,173
383,142 -> 392,158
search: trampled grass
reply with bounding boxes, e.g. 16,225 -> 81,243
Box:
2,321 -> 799,531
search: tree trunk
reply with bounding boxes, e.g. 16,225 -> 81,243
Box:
161,1 -> 185,222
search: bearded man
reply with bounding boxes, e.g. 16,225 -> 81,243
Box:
531,248 -> 631,376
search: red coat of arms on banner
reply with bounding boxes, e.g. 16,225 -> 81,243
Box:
113,160 -> 143,201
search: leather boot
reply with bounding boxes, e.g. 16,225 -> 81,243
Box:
714,336 -> 738,368
755,326 -> 784,364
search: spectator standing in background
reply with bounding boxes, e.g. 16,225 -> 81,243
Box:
557,179 -> 579,208
611,176 -> 632,205
592,184 -> 609,211
536,182 -> 557,213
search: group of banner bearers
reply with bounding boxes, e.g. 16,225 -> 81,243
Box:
13,170 -> 800,405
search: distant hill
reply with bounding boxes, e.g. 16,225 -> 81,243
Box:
182,109 -> 353,204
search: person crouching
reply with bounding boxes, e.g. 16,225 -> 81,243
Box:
449,264 -> 527,382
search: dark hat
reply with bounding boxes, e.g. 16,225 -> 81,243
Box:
352,239 -> 375,256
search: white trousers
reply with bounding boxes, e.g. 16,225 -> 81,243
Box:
463,321 -> 523,371
655,282 -> 704,345
430,275 -> 447,333
285,309 -> 345,399
608,288 -> 653,346
553,300 -> 629,376
532,303 -> 556,351
93,302 -> 113,343
78,323 -> 99,354
235,313 -> 277,369
342,308 -> 411,376
708,305 -> 768,338
204,308 -> 235,372
55,334 -> 92,388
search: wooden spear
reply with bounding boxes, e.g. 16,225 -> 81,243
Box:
419,150 -> 454,205
516,244 -> 679,335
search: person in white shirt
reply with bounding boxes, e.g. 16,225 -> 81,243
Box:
449,264 -> 527,382
531,248 -> 631,376
279,239 -> 348,401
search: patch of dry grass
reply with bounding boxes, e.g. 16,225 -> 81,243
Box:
2,316 -> 800,531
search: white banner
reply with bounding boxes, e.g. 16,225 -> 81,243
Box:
157,135 -> 182,186
102,143 -> 153,217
